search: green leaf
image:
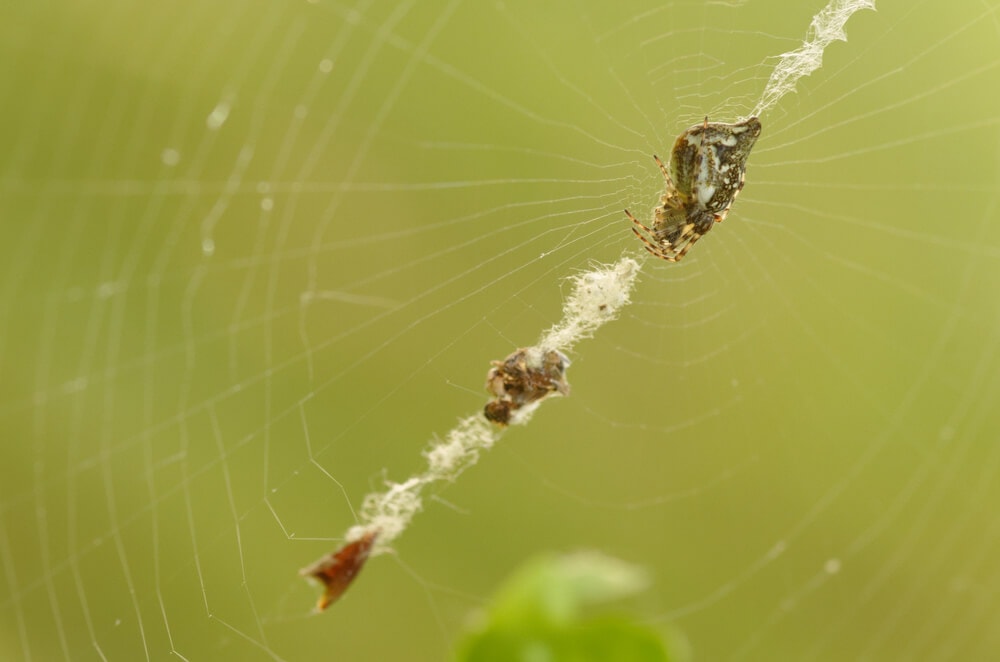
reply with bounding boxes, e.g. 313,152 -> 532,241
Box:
455,552 -> 677,662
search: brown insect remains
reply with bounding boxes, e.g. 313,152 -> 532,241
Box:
300,529 -> 378,612
627,116 -> 761,262
483,348 -> 570,426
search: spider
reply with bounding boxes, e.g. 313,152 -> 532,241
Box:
626,116 -> 761,262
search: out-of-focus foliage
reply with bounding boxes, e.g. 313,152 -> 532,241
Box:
457,553 -> 680,662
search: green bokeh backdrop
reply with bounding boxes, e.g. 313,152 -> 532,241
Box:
2,1 -> 1000,660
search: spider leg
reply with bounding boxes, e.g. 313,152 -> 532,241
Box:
625,208 -> 688,262
624,208 -> 657,236
652,155 -> 674,189
626,209 -> 671,260
635,231 -> 681,261
669,232 -> 702,261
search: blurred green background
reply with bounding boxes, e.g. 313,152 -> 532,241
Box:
3,0 -> 1000,660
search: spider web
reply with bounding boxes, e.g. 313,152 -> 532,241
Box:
3,0 -> 1000,660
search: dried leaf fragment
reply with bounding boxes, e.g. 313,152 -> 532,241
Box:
300,529 -> 378,612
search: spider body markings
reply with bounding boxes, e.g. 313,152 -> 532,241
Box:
627,116 -> 762,262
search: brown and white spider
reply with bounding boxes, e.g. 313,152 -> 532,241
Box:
626,116 -> 761,262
